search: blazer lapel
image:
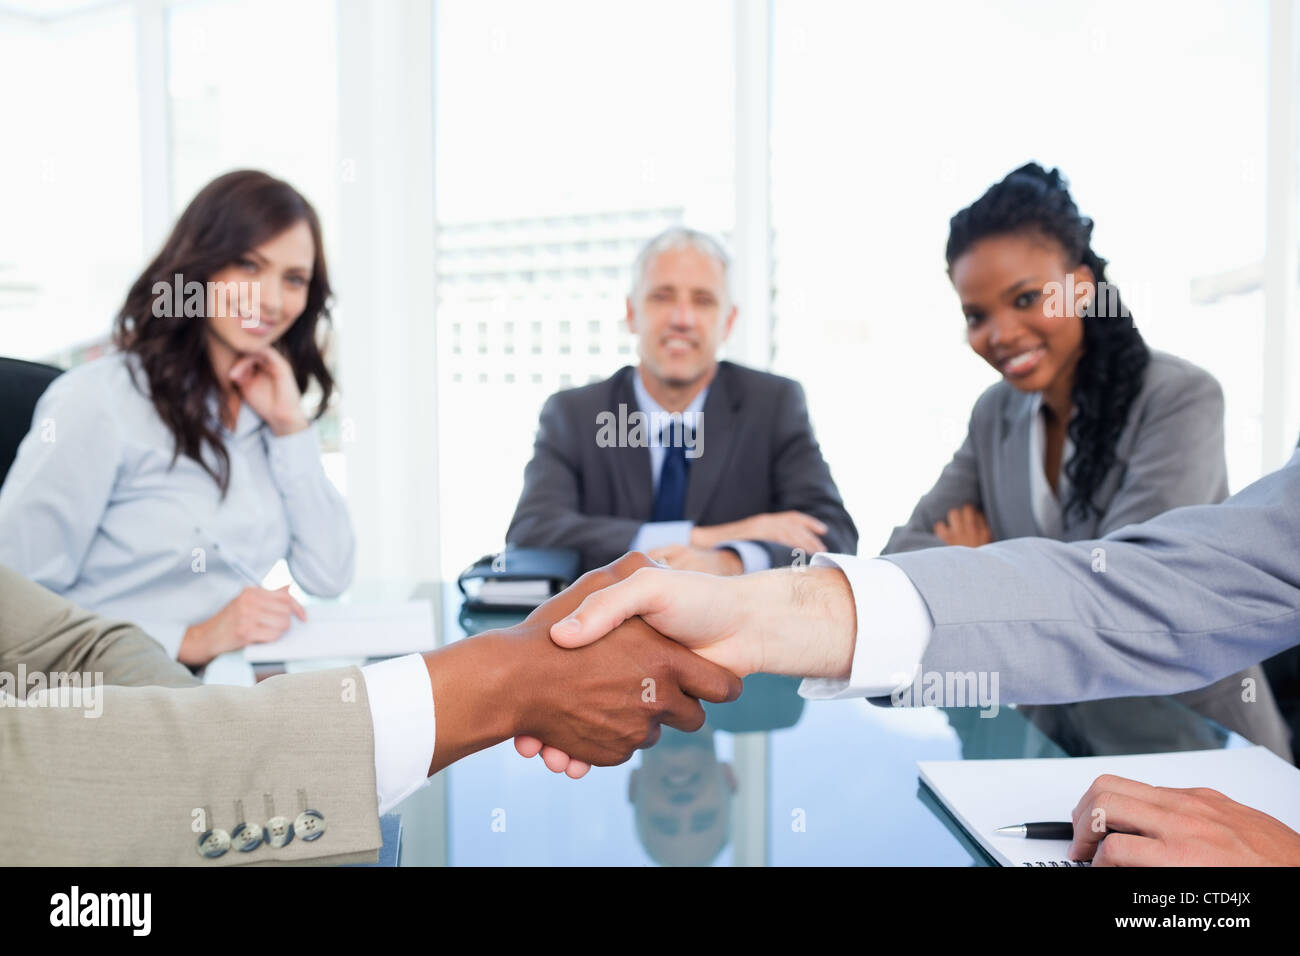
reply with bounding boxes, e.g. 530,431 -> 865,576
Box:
996,390 -> 1041,538
685,363 -> 740,521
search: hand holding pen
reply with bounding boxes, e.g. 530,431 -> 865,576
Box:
177,526 -> 308,666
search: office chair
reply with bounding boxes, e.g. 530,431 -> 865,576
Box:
0,357 -> 62,490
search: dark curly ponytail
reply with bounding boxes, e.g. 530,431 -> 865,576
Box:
946,162 -> 1150,527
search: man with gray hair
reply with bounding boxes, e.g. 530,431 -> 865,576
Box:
507,226 -> 857,573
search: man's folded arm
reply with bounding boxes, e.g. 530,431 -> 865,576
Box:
720,540 -> 772,573
766,379 -> 859,563
629,520 -> 694,554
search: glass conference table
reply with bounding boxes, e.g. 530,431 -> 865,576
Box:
252,580 -> 1248,867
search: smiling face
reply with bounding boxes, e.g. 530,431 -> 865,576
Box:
951,232 -> 1091,397
625,245 -> 737,390
205,220 -> 315,355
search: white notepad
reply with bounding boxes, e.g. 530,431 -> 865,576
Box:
919,746 -> 1300,867
243,600 -> 436,663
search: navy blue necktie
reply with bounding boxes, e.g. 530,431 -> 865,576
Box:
651,428 -> 689,522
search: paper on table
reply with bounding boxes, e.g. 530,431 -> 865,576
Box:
243,600 -> 436,663
918,746 -> 1300,867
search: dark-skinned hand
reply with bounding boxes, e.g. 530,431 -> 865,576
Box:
425,552 -> 743,776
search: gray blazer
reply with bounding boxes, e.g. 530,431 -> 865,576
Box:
0,565 -> 383,865
884,351 -> 1290,760
507,361 -> 858,571
886,350 -> 1231,549
885,448 -> 1300,735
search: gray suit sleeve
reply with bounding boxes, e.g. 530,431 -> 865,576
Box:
0,566 -> 382,865
884,456 -> 1300,705
506,393 -> 643,568
883,403 -> 984,555
1095,367 -> 1228,535
758,379 -> 859,565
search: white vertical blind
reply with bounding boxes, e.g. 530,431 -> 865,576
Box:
335,0 -> 442,582
1266,0 -> 1299,466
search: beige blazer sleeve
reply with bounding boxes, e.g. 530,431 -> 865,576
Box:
0,566 -> 383,865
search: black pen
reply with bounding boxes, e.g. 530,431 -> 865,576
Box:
995,822 -> 1075,840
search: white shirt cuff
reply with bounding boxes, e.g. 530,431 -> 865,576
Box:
798,554 -> 934,700
361,653 -> 436,815
717,540 -> 772,573
629,520 -> 693,554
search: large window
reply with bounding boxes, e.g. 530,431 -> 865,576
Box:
433,0 -> 736,571
3,0 -> 1293,583
168,0 -> 339,242
0,4 -> 142,363
167,0 -> 345,498
772,0 -> 1270,552
0,0 -> 339,365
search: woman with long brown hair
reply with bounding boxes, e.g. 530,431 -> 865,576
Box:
0,170 -> 354,665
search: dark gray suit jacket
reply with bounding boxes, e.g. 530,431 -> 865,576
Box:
507,361 -> 857,571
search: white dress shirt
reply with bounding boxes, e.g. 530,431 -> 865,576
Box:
797,553 -> 935,700
0,352 -> 356,657
361,656 -> 436,814
626,373 -> 770,573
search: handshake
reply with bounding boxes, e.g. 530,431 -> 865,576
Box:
426,551 -> 859,778
423,550 -> 1300,868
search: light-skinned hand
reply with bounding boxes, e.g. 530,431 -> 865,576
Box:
229,346 -> 310,436
179,585 -> 307,666
692,511 -> 828,556
646,544 -> 743,575
515,563 -> 857,775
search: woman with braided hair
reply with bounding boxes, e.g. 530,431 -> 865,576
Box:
884,162 -> 1292,760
